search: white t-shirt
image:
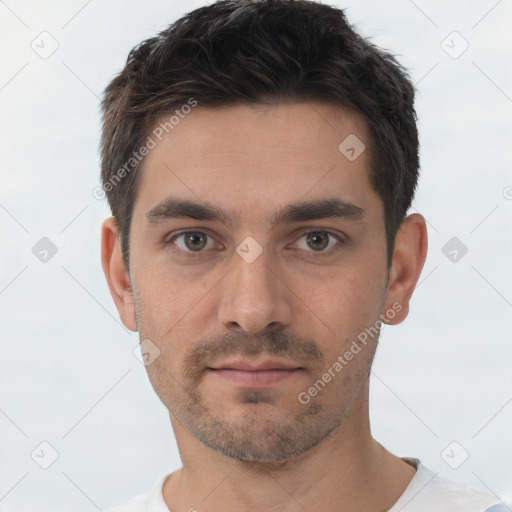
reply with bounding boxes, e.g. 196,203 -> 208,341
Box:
104,457 -> 510,512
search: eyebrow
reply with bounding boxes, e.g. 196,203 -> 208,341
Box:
145,196 -> 367,230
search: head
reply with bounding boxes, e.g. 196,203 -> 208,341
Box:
101,0 -> 427,464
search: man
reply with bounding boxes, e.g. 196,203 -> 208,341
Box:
100,1 -> 509,510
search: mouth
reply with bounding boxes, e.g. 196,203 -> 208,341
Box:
206,358 -> 305,388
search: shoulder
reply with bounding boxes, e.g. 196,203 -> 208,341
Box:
104,493 -> 148,512
390,458 -> 510,512
104,472 -> 171,512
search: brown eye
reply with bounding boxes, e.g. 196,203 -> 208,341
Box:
306,232 -> 330,251
293,230 -> 344,255
183,232 -> 208,251
168,231 -> 216,255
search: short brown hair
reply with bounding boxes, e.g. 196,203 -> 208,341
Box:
100,0 -> 419,271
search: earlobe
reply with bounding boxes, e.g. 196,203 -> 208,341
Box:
382,213 -> 428,325
101,217 -> 138,332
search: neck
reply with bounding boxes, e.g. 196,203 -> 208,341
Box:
162,381 -> 416,512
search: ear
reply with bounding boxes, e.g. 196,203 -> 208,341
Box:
382,213 -> 428,325
101,217 -> 138,332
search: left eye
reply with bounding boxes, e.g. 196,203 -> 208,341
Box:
293,231 -> 342,253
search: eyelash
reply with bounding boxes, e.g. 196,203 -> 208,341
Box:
164,229 -> 346,258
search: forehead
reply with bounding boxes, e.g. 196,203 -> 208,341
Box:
132,101 -> 381,224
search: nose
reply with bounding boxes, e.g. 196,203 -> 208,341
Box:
217,244 -> 293,335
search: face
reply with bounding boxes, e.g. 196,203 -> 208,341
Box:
114,101 -> 399,462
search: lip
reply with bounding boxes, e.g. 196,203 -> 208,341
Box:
209,358 -> 303,371
206,359 -> 305,388
207,368 -> 302,388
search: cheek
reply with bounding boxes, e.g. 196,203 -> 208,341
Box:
301,261 -> 386,337
134,261 -> 203,322
134,277 -> 212,371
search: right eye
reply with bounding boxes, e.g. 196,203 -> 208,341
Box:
165,230 -> 221,257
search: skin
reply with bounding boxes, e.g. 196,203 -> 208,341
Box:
102,101 -> 427,511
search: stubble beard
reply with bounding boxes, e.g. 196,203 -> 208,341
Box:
133,292 -> 376,464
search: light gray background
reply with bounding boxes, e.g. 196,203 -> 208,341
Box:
1,1 -> 511,510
